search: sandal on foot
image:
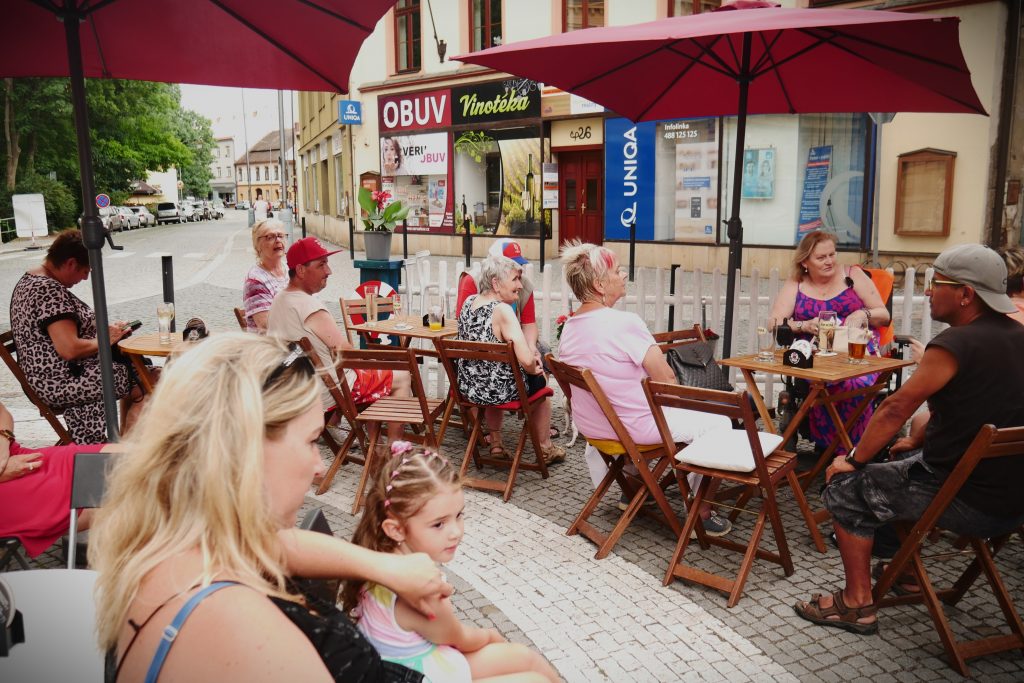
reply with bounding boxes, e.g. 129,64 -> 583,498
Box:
541,444 -> 566,465
794,590 -> 878,635
549,427 -> 561,440
487,443 -> 510,460
872,561 -> 918,596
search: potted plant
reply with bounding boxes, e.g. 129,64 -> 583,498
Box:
358,187 -> 411,260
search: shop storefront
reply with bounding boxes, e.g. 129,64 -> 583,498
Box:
377,78 -> 544,239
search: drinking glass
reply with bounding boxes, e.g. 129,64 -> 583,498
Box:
156,302 -> 174,345
392,294 -> 412,330
847,319 -> 869,364
817,310 -> 837,356
363,285 -> 379,326
428,293 -> 446,331
756,321 -> 776,362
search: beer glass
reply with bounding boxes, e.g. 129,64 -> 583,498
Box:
363,285 -> 379,326
156,302 -> 175,345
756,321 -> 776,362
817,310 -> 837,356
847,318 -> 869,364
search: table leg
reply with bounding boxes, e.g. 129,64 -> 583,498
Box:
128,353 -> 155,393
741,369 -> 775,432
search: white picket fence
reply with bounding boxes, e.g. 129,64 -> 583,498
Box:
400,254 -> 941,405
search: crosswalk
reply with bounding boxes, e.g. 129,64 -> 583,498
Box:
0,250 -> 212,261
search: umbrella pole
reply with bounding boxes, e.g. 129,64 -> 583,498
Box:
64,5 -> 120,442
722,33 -> 752,360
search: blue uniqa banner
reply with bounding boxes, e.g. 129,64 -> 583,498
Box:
796,145 -> 832,240
604,118 -> 656,240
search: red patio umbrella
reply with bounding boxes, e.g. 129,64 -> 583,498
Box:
1,0 -> 398,439
455,4 -> 985,357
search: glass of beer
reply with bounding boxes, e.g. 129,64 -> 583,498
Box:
817,310 -> 837,356
847,318 -> 869,364
756,321 -> 776,362
363,285 -> 379,327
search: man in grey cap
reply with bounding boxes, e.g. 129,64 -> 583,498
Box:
795,243 -> 1024,635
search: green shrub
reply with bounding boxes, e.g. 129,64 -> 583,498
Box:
0,173 -> 80,232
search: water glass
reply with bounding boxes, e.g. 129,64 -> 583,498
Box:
156,302 -> 174,345
817,310 -> 837,356
392,294 -> 412,330
363,285 -> 379,326
428,293 -> 446,331
756,321 -> 776,362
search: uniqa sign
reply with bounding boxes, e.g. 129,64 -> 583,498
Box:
604,118 -> 656,241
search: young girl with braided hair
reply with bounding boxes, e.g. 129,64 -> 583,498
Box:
343,441 -> 558,683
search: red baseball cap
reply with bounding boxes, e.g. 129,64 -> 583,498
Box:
287,237 -> 344,269
488,238 -> 528,265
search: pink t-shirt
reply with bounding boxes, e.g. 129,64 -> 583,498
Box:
558,307 -> 662,445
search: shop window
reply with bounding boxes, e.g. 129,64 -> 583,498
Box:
471,0 -> 502,51
564,0 -> 603,32
668,0 -> 720,15
395,0 -> 421,73
894,148 -> 955,237
379,131 -> 451,232
275,165 -> 279,181
255,167 -> 260,181
454,126 -> 541,236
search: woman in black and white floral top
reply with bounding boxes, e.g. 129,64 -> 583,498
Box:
9,230 -> 144,443
456,255 -> 564,463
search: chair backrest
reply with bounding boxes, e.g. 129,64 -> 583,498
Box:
336,346 -> 431,412
296,337 -> 359,426
340,297 -> 396,345
653,323 -> 706,351
437,338 -> 531,413
859,266 -> 895,347
233,307 -> 247,331
642,379 -> 772,477
546,353 -> 647,454
0,330 -> 73,445
67,451 -> 115,568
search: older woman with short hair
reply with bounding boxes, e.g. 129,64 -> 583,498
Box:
243,218 -> 289,333
456,255 -> 564,463
558,240 -> 731,532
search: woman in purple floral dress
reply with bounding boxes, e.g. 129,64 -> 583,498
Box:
769,231 -> 890,454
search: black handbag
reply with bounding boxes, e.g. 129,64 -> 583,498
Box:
665,339 -> 733,392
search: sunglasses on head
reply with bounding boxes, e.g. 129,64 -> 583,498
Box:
262,342 -> 315,391
929,278 -> 964,288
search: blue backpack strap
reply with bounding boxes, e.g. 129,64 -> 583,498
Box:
144,581 -> 239,683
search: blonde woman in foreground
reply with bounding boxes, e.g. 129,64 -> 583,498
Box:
91,333 -> 448,682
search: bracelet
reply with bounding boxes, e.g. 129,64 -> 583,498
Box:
0,429 -> 14,444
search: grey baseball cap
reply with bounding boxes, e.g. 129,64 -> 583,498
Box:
932,243 -> 1016,314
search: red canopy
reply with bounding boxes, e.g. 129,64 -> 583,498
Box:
455,7 -> 985,121
3,0 -> 397,92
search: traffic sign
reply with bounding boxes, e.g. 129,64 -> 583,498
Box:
95,193 -> 110,208
338,100 -> 362,125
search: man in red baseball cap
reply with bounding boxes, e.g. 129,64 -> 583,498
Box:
267,238 -> 411,435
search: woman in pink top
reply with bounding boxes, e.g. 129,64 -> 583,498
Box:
558,241 -> 731,534
243,219 -> 289,333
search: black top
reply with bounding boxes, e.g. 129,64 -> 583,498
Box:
924,312 -> 1024,516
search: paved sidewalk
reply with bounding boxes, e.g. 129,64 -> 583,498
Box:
3,239 -> 1022,682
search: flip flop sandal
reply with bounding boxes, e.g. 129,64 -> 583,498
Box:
541,444 -> 566,465
487,444 -> 511,460
872,561 -> 918,596
794,590 -> 878,635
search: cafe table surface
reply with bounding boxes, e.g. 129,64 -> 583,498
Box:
0,569 -> 103,681
118,332 -> 188,393
720,351 -> 914,496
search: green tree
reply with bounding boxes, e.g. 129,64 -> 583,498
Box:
172,108 -> 216,198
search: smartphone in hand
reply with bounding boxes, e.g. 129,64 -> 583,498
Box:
123,320 -> 143,332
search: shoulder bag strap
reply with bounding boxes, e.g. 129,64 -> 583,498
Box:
144,581 -> 239,683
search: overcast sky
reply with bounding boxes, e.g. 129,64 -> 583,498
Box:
179,85 -> 298,152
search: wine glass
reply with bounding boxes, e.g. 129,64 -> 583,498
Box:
817,310 -> 838,356
392,294 -> 412,330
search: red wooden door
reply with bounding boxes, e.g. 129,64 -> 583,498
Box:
558,150 -> 603,245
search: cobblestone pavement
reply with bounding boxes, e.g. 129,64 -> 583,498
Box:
2,232 -> 1022,681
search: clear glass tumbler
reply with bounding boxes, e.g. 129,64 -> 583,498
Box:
156,302 -> 174,345
756,321 -> 776,362
817,310 -> 837,356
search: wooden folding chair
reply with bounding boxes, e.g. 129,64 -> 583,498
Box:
653,323 -> 706,351
233,307 -> 247,331
336,347 -> 444,513
340,296 -> 395,346
643,380 -> 825,607
437,339 -> 551,502
0,330 -> 73,445
546,354 -> 681,559
872,424 -> 1024,676
295,337 -> 368,496
66,451 -> 116,569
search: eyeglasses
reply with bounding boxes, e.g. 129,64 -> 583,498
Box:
260,233 -> 287,242
262,342 -> 315,391
929,278 -> 964,288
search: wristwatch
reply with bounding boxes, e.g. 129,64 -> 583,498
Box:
845,447 -> 866,470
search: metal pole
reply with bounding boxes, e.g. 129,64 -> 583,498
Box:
628,220 -> 636,282
301,215 -> 307,239
63,1 -> 118,441
539,215 -> 546,273
349,217 -> 355,260
462,195 -> 471,268
722,32 -> 752,360
402,219 -> 409,260
277,90 -> 291,240
668,263 -> 680,332
241,88 -> 252,204
161,256 -> 175,332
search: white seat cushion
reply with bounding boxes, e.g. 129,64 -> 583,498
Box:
675,429 -> 784,473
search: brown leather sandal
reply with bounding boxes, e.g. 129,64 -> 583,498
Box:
872,561 -> 919,596
794,590 -> 878,635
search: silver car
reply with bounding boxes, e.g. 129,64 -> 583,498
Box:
130,205 -> 155,227
110,206 -> 140,231
155,202 -> 181,224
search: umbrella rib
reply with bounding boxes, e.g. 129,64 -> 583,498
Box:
666,36 -> 739,80
749,30 -> 785,75
87,13 -> 112,78
572,43 -> 668,90
293,0 -> 376,33
754,31 -> 796,114
206,0 -> 345,92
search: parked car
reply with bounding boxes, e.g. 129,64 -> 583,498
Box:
112,206 -> 140,231
192,201 -> 210,221
155,201 -> 181,225
178,202 -> 196,222
236,200 -> 250,210
78,205 -> 115,232
130,205 -> 155,227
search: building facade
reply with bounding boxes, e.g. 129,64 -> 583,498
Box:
297,0 -> 1023,270
210,136 -> 237,205
235,128 -> 298,207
